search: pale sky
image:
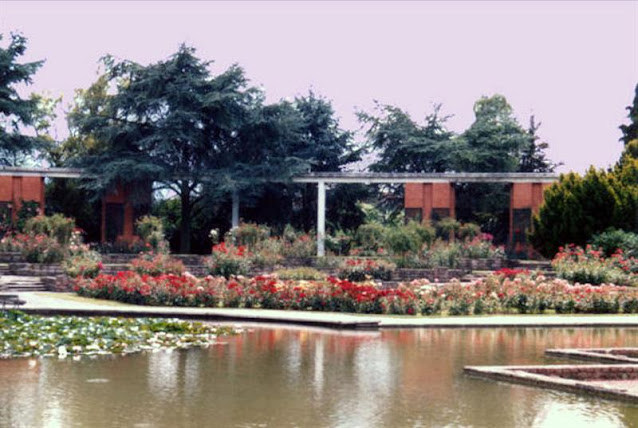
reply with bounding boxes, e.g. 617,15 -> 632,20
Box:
2,1 -> 637,173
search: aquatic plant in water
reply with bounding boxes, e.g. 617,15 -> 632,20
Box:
0,311 -> 236,359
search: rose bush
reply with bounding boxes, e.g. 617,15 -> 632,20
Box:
74,270 -> 638,316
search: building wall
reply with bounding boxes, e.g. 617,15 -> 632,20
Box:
0,175 -> 45,219
404,182 -> 455,221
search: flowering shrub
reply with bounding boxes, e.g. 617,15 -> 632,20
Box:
280,232 -> 315,258
74,273 -> 418,315
74,270 -> 638,316
135,216 -> 169,253
130,252 -> 185,276
337,258 -> 396,282
205,242 -> 250,278
460,236 -> 505,259
552,244 -> 638,286
64,252 -> 103,278
0,233 -> 65,263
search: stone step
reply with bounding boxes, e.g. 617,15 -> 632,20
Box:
0,275 -> 50,292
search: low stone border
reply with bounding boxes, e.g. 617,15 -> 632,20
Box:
546,348 -> 638,364
464,364 -> 638,403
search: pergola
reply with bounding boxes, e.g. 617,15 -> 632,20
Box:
292,172 -> 560,256
1,168 -> 560,255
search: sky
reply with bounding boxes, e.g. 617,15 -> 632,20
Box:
1,1 -> 637,173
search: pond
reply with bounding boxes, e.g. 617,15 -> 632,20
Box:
2,326 -> 638,427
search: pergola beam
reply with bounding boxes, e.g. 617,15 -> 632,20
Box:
293,172 -> 559,184
0,167 -> 86,178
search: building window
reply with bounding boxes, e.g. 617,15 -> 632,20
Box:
405,208 -> 422,224
431,208 -> 450,221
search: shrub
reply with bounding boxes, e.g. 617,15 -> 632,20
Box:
530,167 -> 637,257
404,221 -> 435,247
280,233 -> 315,258
74,269 -> 638,316
552,244 -> 637,286
135,215 -> 168,253
227,222 -> 270,249
353,223 -> 387,255
249,237 -> 284,268
384,227 -> 420,259
24,214 -> 75,246
275,267 -> 326,281
131,252 -> 185,276
325,229 -> 354,256
7,233 -> 66,263
337,258 -> 396,282
435,217 -> 460,241
15,200 -> 40,232
457,223 -> 481,241
64,251 -> 103,278
424,240 -> 462,268
590,229 -> 638,258
460,236 -> 505,259
205,242 -> 251,278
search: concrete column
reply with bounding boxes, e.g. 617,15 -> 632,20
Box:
231,189 -> 239,229
317,181 -> 326,257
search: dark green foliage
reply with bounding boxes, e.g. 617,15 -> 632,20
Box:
620,83 -> 638,145
354,223 -> 387,253
16,200 -> 40,232
590,229 -> 638,257
72,46 -> 265,252
455,95 -> 529,173
519,116 -> 561,173
362,103 -> 455,173
384,227 -> 420,258
45,179 -> 102,243
0,33 -> 46,165
530,168 -> 637,257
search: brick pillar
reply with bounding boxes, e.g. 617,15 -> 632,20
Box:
102,182 -> 137,243
404,182 -> 455,223
425,182 -> 455,221
509,182 -> 551,257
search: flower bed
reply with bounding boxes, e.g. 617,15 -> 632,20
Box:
552,244 -> 638,287
0,311 -> 236,359
73,271 -> 638,316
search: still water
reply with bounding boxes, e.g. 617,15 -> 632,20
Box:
2,326 -> 638,428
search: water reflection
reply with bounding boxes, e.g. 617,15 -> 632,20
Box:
1,327 -> 638,427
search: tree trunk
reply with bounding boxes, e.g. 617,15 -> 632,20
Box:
179,182 -> 191,253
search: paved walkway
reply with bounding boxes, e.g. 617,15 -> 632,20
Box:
9,292 -> 638,330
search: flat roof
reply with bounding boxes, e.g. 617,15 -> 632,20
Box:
292,172 -> 560,184
0,168 -> 560,183
0,167 -> 84,178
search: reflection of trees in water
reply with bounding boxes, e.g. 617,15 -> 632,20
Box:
3,328 -> 638,427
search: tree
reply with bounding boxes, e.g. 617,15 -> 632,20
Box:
454,95 -> 529,172
289,92 -> 361,231
359,103 -> 456,218
0,33 -> 45,166
530,168 -> 636,257
73,46 -> 259,252
454,95 -> 532,242
519,115 -> 560,173
362,103 -> 455,173
620,83 -> 638,145
230,92 -> 364,233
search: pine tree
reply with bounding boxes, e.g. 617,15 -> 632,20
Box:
0,33 -> 45,165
